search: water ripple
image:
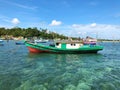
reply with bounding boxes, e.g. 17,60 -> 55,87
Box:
0,41 -> 120,90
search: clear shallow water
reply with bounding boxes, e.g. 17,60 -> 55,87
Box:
0,40 -> 120,90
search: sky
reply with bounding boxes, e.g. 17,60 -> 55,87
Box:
0,0 -> 120,39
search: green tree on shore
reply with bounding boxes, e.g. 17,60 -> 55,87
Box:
0,27 -> 68,39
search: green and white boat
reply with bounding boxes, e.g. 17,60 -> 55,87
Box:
25,40 -> 103,54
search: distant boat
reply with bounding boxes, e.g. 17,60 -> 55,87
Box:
0,43 -> 4,46
0,39 -> 4,46
83,41 -> 96,45
83,37 -> 97,45
25,40 -> 103,54
34,39 -> 49,43
0,39 -> 3,43
15,42 -> 25,45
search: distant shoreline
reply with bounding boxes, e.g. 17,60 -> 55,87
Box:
98,40 -> 120,42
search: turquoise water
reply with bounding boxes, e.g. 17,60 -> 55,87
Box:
0,40 -> 120,90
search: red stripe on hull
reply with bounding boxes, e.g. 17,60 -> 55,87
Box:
27,47 -> 49,53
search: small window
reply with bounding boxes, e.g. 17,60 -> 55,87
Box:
56,43 -> 59,46
71,44 -> 73,46
74,44 -> 76,46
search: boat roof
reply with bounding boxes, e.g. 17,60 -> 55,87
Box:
55,40 -> 83,44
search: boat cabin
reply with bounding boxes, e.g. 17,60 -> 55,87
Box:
83,37 -> 97,45
55,41 -> 83,49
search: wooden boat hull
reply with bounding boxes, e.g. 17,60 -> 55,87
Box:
25,41 -> 103,54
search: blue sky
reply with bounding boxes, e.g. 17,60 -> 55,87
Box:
0,0 -> 120,39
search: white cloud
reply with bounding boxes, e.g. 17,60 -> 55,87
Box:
0,15 -> 20,26
51,23 -> 120,39
114,13 -> 120,18
69,23 -> 120,39
72,24 -> 81,28
0,15 -> 10,23
72,23 -> 97,28
90,23 -> 97,27
13,3 -> 37,10
62,1 -> 70,7
1,1 -> 37,10
49,20 -> 62,26
11,18 -> 20,25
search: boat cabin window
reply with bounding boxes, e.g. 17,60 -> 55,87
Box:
56,43 -> 59,46
71,44 -> 76,46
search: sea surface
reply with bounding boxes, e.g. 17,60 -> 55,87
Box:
0,40 -> 120,90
